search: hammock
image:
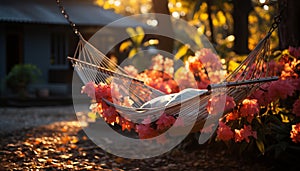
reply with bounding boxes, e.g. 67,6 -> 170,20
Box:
68,33 -> 278,131
57,0 -> 280,131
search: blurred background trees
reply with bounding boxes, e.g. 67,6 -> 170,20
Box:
94,0 -> 299,58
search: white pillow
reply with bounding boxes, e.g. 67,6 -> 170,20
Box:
140,88 -> 208,108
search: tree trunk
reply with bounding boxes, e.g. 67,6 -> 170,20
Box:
152,0 -> 174,53
278,0 -> 300,49
206,0 -> 215,44
232,0 -> 252,54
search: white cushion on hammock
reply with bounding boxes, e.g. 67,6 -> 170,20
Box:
140,88 -> 208,108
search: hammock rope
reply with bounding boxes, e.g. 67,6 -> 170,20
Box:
56,0 -> 282,129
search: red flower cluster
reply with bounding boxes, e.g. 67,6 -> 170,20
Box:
156,113 -> 176,131
290,123 -> 300,143
217,47 -> 300,148
138,70 -> 179,94
207,95 -> 235,115
252,79 -> 297,106
224,98 -> 259,124
217,121 -> 257,143
81,80 -> 181,141
239,99 -> 259,123
217,121 -> 234,141
234,125 -> 257,143
136,124 -> 158,139
250,47 -> 300,108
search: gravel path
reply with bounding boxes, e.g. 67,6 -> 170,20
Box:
0,106 -> 76,134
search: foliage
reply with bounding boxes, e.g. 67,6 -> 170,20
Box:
119,26 -> 159,59
216,47 -> 300,158
6,64 -> 41,96
95,0 -> 152,15
96,0 -> 278,59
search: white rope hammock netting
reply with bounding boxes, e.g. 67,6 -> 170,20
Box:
68,31 -> 278,134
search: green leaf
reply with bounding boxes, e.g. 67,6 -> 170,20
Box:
193,34 -> 203,48
256,139 -> 265,155
135,26 -> 145,46
119,40 -> 132,52
126,27 -> 138,44
280,114 -> 290,123
126,27 -> 136,38
88,112 -> 98,121
174,44 -> 190,60
228,60 -> 240,72
128,48 -> 137,59
255,117 -> 262,125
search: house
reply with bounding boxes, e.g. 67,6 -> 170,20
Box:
0,0 -> 144,98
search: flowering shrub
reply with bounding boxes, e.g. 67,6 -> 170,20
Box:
81,47 -> 300,155
216,47 -> 300,156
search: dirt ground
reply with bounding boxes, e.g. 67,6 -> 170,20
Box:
0,106 -> 274,170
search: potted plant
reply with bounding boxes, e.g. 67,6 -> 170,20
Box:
6,64 -> 41,97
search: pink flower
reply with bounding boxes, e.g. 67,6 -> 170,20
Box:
268,60 -> 283,76
240,99 -> 259,123
234,125 -> 257,143
119,117 -> 135,132
95,83 -> 112,102
186,55 -> 203,73
217,121 -> 234,141
226,111 -> 239,122
150,54 -> 164,71
185,49 -> 224,89
268,79 -> 296,100
81,81 -> 96,99
136,124 -> 158,139
124,65 -> 138,77
225,96 -> 236,112
156,113 -> 176,131
110,83 -> 123,103
164,58 -> 174,76
194,49 -> 222,72
293,99 -> 300,117
102,106 -> 118,124
281,62 -> 298,79
102,107 -> 117,122
137,70 -> 179,94
90,103 -> 103,114
174,68 -> 197,89
207,95 -> 235,115
251,83 -> 273,106
207,95 -> 224,115
290,123 -> 300,143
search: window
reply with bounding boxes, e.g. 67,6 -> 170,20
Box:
6,25 -> 23,74
50,32 -> 68,68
